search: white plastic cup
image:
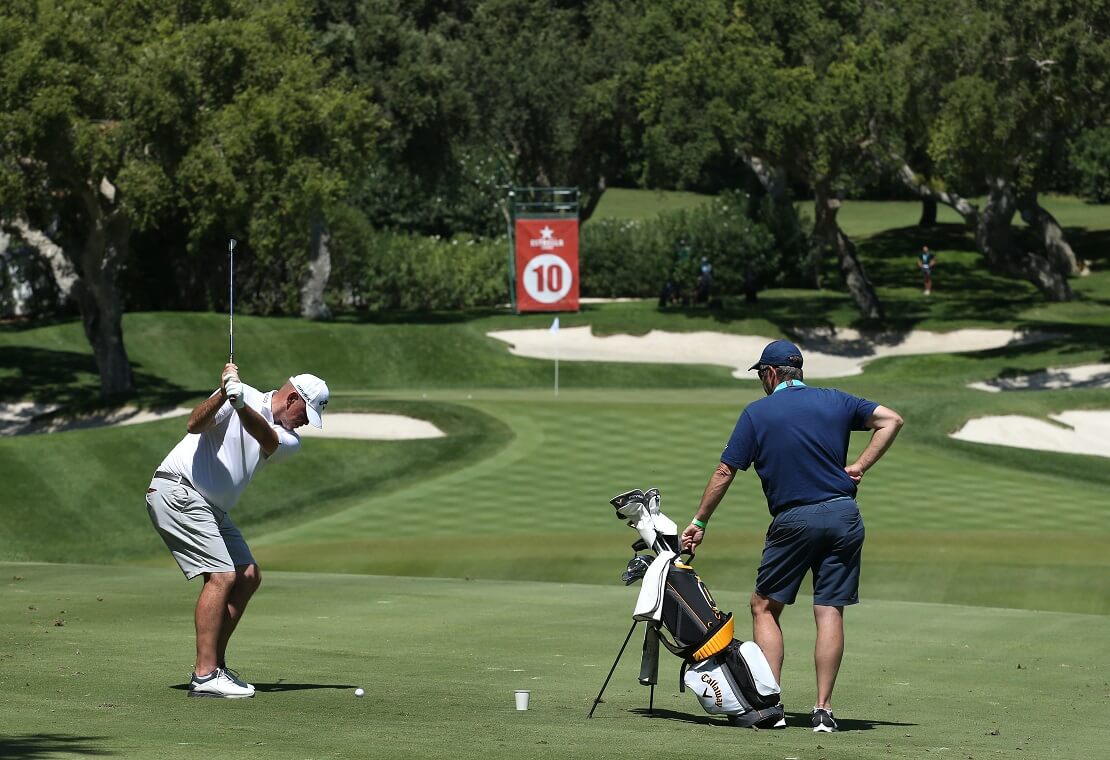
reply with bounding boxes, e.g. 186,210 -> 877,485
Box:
514,690 -> 530,711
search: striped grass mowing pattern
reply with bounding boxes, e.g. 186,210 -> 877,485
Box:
254,391 -> 1108,542
2,563 -> 1107,760
244,389 -> 1109,614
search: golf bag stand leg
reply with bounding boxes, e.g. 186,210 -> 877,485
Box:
639,625 -> 661,716
587,620 -> 639,719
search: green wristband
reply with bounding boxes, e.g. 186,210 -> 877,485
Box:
691,518 -> 707,529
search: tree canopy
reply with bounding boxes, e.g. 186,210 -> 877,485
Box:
2,0 -> 1108,397
0,0 -> 383,394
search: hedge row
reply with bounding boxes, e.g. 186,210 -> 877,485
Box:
324,191 -> 780,311
580,192 -> 778,298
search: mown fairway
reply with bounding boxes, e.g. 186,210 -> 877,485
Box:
2,197 -> 1108,758
3,564 -> 1108,760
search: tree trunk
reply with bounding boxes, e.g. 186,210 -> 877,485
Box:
918,198 -> 937,227
577,175 -> 606,224
813,181 -> 883,319
71,189 -> 133,398
1018,191 -> 1086,276
741,154 -> 815,286
977,179 -> 1072,301
7,217 -> 78,301
883,150 -> 1073,301
744,260 -> 758,303
301,220 -> 333,320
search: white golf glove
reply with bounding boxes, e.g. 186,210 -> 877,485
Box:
223,377 -> 246,409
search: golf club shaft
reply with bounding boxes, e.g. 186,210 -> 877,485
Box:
228,238 -> 236,362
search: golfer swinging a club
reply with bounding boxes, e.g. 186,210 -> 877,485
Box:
682,340 -> 903,731
145,364 -> 329,697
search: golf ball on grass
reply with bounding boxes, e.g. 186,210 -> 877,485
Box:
354,688 -> 365,698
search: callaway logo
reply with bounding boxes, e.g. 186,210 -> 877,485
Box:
700,674 -> 724,707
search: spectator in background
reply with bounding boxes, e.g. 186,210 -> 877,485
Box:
696,256 -> 713,303
917,246 -> 936,295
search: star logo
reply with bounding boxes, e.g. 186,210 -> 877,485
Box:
530,225 -> 564,250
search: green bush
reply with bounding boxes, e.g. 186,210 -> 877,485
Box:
328,206 -> 508,311
580,191 -> 778,298
1070,127 -> 1110,203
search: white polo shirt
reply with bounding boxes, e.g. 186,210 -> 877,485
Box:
158,384 -> 301,510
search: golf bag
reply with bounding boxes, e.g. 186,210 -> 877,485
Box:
610,488 -> 783,728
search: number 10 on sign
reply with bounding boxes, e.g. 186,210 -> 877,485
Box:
514,218 -> 579,312
524,254 -> 572,303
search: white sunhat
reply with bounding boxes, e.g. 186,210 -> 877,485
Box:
289,374 -> 330,428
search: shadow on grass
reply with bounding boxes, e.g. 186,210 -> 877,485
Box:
0,734 -> 112,757
1065,227 -> 1110,268
169,682 -> 356,693
629,707 -> 917,731
626,707 -> 720,725
332,306 -> 507,326
973,324 -> 1110,362
0,346 -> 192,411
608,212 -> 1107,329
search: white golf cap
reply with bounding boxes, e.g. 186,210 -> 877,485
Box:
289,374 -> 330,428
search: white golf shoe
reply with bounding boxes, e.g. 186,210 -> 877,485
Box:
188,667 -> 256,698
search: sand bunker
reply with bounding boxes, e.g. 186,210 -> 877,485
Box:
297,413 -> 444,440
486,325 -> 1040,378
968,363 -> 1110,392
951,411 -> 1110,458
0,402 -> 444,440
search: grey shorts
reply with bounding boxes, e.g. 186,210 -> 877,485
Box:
145,476 -> 255,580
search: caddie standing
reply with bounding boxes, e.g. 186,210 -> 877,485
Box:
145,363 -> 329,698
682,340 -> 903,731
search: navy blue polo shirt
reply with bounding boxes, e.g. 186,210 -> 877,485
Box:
721,382 -> 879,515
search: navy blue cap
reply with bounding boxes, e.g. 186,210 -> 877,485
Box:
749,340 -> 803,371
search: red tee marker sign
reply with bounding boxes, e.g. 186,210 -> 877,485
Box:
514,218 -> 579,312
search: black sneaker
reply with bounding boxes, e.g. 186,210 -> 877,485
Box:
772,703 -> 786,728
811,707 -> 837,732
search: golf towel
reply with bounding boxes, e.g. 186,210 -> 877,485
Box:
633,550 -> 677,621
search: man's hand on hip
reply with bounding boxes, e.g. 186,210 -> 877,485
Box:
844,463 -> 864,484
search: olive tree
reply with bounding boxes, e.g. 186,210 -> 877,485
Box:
0,0 -> 382,396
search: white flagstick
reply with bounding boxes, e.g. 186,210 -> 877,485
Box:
550,317 -> 560,397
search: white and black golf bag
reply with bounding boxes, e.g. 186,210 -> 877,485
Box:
610,488 -> 783,728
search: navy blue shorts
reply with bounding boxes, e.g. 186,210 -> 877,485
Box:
755,497 -> 864,606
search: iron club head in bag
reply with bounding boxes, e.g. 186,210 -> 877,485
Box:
621,554 -> 653,586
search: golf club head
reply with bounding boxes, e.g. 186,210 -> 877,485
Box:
610,489 -> 646,519
621,554 -> 653,586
